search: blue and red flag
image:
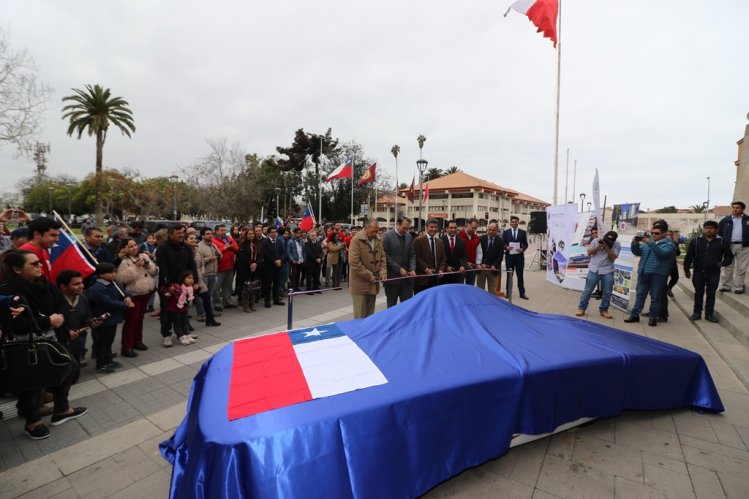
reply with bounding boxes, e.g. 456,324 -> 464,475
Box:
299,203 -> 316,232
227,323 -> 387,420
49,229 -> 96,284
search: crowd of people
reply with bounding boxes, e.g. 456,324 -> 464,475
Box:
0,200 -> 747,441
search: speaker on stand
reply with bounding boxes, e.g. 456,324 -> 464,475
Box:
527,211 -> 548,271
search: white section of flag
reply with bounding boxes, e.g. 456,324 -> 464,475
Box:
293,336 -> 388,398
506,0 -> 537,15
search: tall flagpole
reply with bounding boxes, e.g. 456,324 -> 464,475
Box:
351,155 -> 355,226
564,147 -> 569,204
374,159 -> 378,224
319,135 -> 323,224
553,0 -> 562,206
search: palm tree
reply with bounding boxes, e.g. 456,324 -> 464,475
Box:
391,144 -> 400,201
425,167 -> 444,181
417,134 -> 426,158
62,84 -> 135,225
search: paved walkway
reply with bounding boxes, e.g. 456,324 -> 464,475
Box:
1,269 -> 748,498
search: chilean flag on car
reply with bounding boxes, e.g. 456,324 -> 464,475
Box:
227,324 -> 387,420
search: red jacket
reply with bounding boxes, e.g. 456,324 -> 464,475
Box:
213,236 -> 239,272
458,230 -> 481,264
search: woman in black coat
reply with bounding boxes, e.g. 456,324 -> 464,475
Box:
236,229 -> 262,312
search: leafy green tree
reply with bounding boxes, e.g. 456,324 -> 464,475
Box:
425,168 -> 444,181
655,206 -> 678,213
691,204 -> 706,213
444,166 -> 461,175
62,84 -> 135,225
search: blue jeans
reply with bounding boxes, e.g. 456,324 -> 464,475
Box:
202,275 -> 218,314
630,273 -> 667,318
578,270 -> 614,312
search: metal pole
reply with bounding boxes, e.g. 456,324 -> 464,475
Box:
571,159 -> 577,202
506,268 -> 514,304
351,155 -> 355,226
564,148 -> 569,203
287,293 -> 294,331
48,187 -> 53,215
319,135 -> 323,224
418,172 -> 424,232
552,0 -> 562,205
705,176 -> 711,221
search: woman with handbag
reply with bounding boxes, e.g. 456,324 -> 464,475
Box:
0,250 -> 87,440
116,238 -> 158,357
236,228 -> 262,313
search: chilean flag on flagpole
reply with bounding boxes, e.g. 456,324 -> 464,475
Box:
299,203 -> 316,232
504,0 -> 559,47
227,324 -> 387,420
325,158 -> 353,182
49,229 -> 96,284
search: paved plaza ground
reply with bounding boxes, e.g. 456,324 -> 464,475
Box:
1,265 -> 748,498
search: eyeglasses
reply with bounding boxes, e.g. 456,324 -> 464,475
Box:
28,260 -> 43,267
651,231 -> 663,236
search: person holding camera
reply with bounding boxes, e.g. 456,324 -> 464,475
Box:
575,230 -> 621,319
684,221 -> 733,322
624,223 -> 676,326
116,238 -> 157,357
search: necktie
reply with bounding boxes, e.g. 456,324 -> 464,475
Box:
513,230 -> 517,240
488,237 -> 493,250
429,237 -> 436,266
450,237 -> 455,252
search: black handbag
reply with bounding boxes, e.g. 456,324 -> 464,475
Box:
0,300 -> 75,393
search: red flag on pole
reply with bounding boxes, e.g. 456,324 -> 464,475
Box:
423,182 -> 430,202
407,177 -> 415,202
357,162 -> 376,187
325,159 -> 353,182
504,0 -> 559,47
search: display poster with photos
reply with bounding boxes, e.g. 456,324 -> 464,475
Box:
610,235 -> 635,311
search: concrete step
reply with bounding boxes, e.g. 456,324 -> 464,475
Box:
716,286 -> 749,316
676,281 -> 749,345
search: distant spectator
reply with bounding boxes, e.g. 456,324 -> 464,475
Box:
19,217 -> 61,282
684,220 -> 733,323
718,201 -> 749,294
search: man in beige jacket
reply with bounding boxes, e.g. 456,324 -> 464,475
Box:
348,221 -> 387,319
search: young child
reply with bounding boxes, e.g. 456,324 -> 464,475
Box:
161,270 -> 196,346
86,263 -> 134,373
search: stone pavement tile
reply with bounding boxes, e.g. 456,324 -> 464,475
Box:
0,455 -> 63,498
650,413 -> 677,434
66,447 -> 158,498
717,469 -> 749,499
109,468 -> 171,499
682,444 -> 749,479
643,463 -> 696,498
16,477 -> 73,499
571,435 -> 644,482
536,454 -> 615,499
50,417 -> 162,476
509,437 -> 549,487
674,413 -> 719,442
531,489 -> 562,499
47,489 -> 80,499
735,425 -> 749,449
423,467 -> 534,499
574,419 -> 615,442
476,447 -> 519,479
709,420 -> 748,450
615,410 -> 654,429
687,464 -> 726,499
614,476 -> 667,499
679,435 -> 749,462
641,450 -> 688,475
136,431 -> 173,470
546,430 -> 575,460
146,401 -> 187,432
614,422 -> 684,461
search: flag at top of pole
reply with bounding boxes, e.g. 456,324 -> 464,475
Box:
299,203 -> 316,232
357,162 -> 376,187
504,0 -> 559,47
325,158 -> 353,182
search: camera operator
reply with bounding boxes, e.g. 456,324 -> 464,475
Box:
624,222 -> 677,327
0,250 -> 87,440
575,230 -> 621,318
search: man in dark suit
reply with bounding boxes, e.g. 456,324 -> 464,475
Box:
260,226 -> 287,307
382,217 -> 416,307
413,218 -> 446,294
477,221 -> 504,293
502,216 -> 529,299
440,220 -> 467,285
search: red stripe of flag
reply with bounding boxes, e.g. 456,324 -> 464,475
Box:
227,333 -> 312,420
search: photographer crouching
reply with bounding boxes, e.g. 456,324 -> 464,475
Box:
0,250 -> 87,440
575,231 -> 621,318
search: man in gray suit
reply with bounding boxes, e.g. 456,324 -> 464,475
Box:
382,217 -> 416,308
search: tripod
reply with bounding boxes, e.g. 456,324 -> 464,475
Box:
526,232 -> 547,271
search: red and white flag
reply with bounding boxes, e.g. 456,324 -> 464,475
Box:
504,0 -> 559,47
325,158 -> 353,182
423,182 -> 430,202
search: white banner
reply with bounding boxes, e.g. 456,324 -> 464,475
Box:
611,235 -> 635,311
546,204 -> 579,288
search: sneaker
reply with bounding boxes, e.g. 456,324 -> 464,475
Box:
189,332 -> 199,339
50,407 -> 88,427
163,336 -> 173,348
690,313 -> 701,321
623,316 -> 639,323
600,311 -> 613,319
25,424 -> 50,440
95,364 -> 115,373
196,315 -> 205,322
179,335 -> 194,346
575,309 -> 585,317
107,361 -> 123,369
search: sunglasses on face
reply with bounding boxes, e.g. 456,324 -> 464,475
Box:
28,260 -> 42,267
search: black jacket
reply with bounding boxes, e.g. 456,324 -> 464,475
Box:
684,236 -> 733,274
718,214 -> 749,247
441,235 -> 467,270
303,239 -> 322,267
479,235 -> 505,269
0,276 -> 67,339
156,240 -> 198,287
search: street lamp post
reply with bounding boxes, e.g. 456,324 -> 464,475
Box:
416,158 -> 428,232
587,201 -> 592,212
275,187 -> 281,218
705,176 -> 711,221
579,193 -> 586,212
47,187 -> 53,215
169,175 -> 178,220
64,185 -> 72,222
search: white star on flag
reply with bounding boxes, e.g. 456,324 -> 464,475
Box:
304,327 -> 327,338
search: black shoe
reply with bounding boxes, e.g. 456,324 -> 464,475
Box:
719,288 -> 728,293
657,317 -> 668,323
224,304 -> 238,309
623,316 -> 639,323
648,318 -> 658,327
206,319 -> 221,327
50,407 -> 88,426
274,301 -> 285,306
214,306 -> 223,312
134,343 -> 148,351
121,350 -> 138,358
95,365 -> 115,373
107,361 -> 123,369
519,294 -> 529,300
265,302 -> 272,308
736,290 -> 744,295
690,313 -> 701,321
705,315 -> 719,323
666,289 -> 674,298
25,424 -> 50,440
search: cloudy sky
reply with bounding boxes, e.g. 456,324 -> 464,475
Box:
1,0 -> 747,211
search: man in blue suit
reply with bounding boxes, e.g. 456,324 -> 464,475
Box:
261,227 -> 287,307
502,216 -> 529,299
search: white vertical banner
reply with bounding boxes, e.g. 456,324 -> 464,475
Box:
546,204 -> 579,289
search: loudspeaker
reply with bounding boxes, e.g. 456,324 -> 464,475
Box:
529,211 -> 547,234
